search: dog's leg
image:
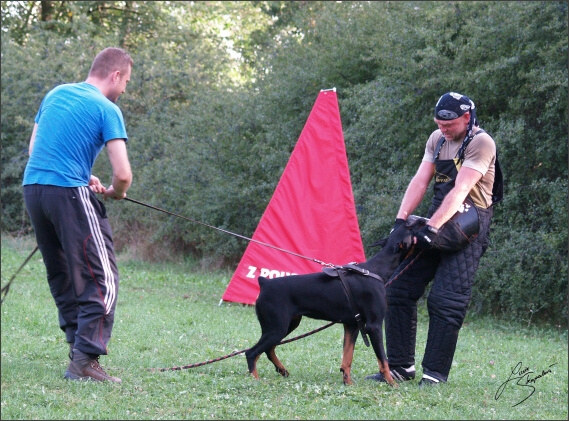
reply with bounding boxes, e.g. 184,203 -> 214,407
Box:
368,325 -> 397,387
246,343 -> 263,379
248,354 -> 262,379
378,357 -> 396,387
246,321 -> 292,379
287,315 -> 302,335
266,346 -> 289,377
340,324 -> 359,385
264,315 -> 300,377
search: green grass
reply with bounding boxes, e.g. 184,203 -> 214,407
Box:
1,235 -> 567,420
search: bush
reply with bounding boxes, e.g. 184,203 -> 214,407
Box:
472,179 -> 568,325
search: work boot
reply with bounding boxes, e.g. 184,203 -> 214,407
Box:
418,374 -> 443,387
68,343 -> 74,360
64,349 -> 122,383
365,365 -> 416,383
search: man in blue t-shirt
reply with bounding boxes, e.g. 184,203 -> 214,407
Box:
23,47 -> 134,383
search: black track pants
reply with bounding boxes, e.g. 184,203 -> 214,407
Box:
385,206 -> 493,381
24,185 -> 119,356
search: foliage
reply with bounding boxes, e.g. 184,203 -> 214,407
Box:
1,1 -> 567,322
1,239 -> 567,420
1,26 -> 104,234
473,179 -> 568,324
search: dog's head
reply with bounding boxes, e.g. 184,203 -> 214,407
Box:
364,227 -> 414,281
370,222 -> 416,260
389,223 -> 416,261
364,227 -> 415,281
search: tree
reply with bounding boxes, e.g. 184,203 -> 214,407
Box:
1,1 -> 566,322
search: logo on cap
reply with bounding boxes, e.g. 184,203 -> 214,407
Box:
437,110 -> 459,119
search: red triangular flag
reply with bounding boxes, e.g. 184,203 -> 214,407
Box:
221,89 -> 365,305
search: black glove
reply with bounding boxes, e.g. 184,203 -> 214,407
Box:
390,218 -> 406,234
415,225 -> 439,249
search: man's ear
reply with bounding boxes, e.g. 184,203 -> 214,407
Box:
111,70 -> 121,84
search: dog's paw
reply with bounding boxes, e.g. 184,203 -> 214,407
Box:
275,366 -> 289,377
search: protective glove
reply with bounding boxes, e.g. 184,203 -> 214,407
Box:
390,218 -> 406,234
415,225 -> 439,249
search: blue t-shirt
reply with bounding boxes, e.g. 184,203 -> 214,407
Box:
23,82 -> 128,187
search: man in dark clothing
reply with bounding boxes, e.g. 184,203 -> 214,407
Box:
366,92 -> 503,386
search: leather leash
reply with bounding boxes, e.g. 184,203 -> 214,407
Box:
126,197 -> 399,350
125,197 -> 332,268
152,321 -> 336,372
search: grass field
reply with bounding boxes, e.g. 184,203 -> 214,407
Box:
1,235 -> 567,420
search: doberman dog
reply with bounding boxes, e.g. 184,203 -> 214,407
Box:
245,222 -> 416,386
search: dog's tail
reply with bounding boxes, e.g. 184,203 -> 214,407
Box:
258,276 -> 268,288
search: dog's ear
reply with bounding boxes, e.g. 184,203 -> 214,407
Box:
369,236 -> 388,248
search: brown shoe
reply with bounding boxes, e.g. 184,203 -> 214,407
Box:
64,349 -> 121,383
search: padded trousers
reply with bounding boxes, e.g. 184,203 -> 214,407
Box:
384,205 -> 493,381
